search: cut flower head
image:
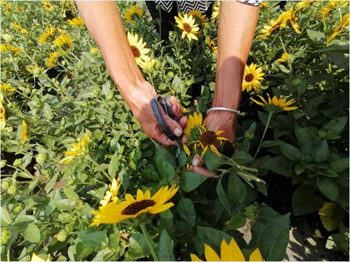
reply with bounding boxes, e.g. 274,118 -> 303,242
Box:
251,93 -> 298,112
175,13 -> 200,41
184,112 -> 207,138
91,185 -> 179,226
192,130 -> 228,158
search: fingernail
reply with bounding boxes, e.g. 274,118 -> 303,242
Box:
174,128 -> 182,137
192,158 -> 200,167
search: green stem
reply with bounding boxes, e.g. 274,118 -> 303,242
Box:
320,1 -> 327,33
7,164 -> 34,180
254,112 -> 273,159
140,223 -> 158,261
86,155 -> 112,182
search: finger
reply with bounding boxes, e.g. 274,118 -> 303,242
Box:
162,112 -> 183,137
192,154 -> 203,167
169,96 -> 179,106
178,116 -> 187,129
181,136 -> 188,144
191,165 -> 215,178
155,132 -> 177,146
172,105 -> 183,119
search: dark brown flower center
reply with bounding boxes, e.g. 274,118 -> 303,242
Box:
245,73 -> 254,82
130,46 -> 140,58
200,131 -> 220,147
183,23 -> 192,33
121,200 -> 155,215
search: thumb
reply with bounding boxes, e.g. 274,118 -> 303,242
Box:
162,113 -> 183,137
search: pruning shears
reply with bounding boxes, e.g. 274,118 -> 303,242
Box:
151,95 -> 184,152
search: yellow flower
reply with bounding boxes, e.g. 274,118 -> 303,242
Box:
184,112 -> 206,137
188,10 -> 209,26
190,238 -> 263,261
90,47 -> 99,54
212,2 -> 220,19
327,13 -> 349,43
277,52 -> 292,63
138,58 -> 157,72
124,5 -> 143,24
26,65 -> 40,74
38,25 -> 56,44
288,9 -> 301,34
20,120 -> 28,145
68,17 -> 85,26
318,1 -> 347,20
295,1 -> 317,12
1,99 -> 6,130
340,12 -> 350,27
31,252 -> 50,261
12,23 -> 29,34
16,6 -> 23,12
54,33 -> 74,52
250,93 -> 298,112
42,1 -> 54,11
91,185 -> 179,226
260,1 -> 269,8
100,177 -> 122,206
1,44 -> 21,56
205,36 -> 217,55
242,63 -> 264,92
191,130 -> 228,158
1,83 -> 16,93
183,144 -> 191,156
175,13 -> 200,41
181,106 -> 190,113
127,32 -> 151,65
60,131 -> 90,164
47,52 -> 60,68
258,11 -> 290,39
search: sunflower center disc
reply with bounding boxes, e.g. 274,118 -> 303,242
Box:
245,73 -> 254,82
183,23 -> 192,33
130,46 -> 141,58
200,131 -> 220,147
121,200 -> 155,215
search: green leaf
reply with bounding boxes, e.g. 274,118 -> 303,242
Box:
316,44 -> 349,53
176,198 -> 196,227
250,207 -> 290,261
294,126 -> 314,155
156,230 -> 175,261
155,147 -> 175,178
108,150 -> 119,178
45,173 -> 58,193
224,213 -> 246,231
177,151 -> 187,166
319,202 -> 346,231
330,158 -> 349,173
54,199 -> 77,211
261,140 -> 284,147
216,177 -> 232,216
172,75 -> 185,93
125,233 -> 151,259
322,117 -> 348,139
268,156 -> 294,177
312,140 -> 329,162
76,242 -> 94,260
1,207 -> 12,226
202,149 -> 226,170
317,177 -> 339,201
228,171 -> 247,204
279,143 -> 301,161
307,29 -> 325,41
63,187 -> 79,200
292,185 -> 324,216
326,233 -> 349,253
78,230 -> 109,251
232,151 -> 254,164
181,171 -> 207,192
23,223 -> 41,243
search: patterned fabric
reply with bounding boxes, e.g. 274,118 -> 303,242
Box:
155,0 -> 262,13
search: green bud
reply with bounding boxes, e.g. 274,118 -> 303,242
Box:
35,153 -> 47,165
1,159 -> 7,168
7,185 -> 16,195
245,204 -> 259,220
1,180 -> 10,190
292,78 -> 302,87
244,130 -> 255,140
93,88 -> 100,95
318,130 -> 327,138
167,71 -> 174,78
56,229 -> 68,242
107,93 -> 114,100
12,203 -> 23,213
185,80 -> 192,87
1,228 -> 11,245
82,101 -> 88,107
31,89 -> 37,95
58,213 -> 71,224
155,4 -> 162,11
24,88 -> 31,94
13,158 -> 23,167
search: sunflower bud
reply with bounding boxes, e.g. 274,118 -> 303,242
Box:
8,185 -> 17,195
35,153 -> 47,165
1,159 -> 7,168
13,158 -> 23,167
245,204 -> 259,220
318,130 -> 327,138
1,228 -> 11,245
244,130 -> 255,140
56,229 -> 68,242
1,180 -> 10,190
12,203 -> 23,213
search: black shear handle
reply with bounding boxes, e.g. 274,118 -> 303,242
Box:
151,95 -> 178,141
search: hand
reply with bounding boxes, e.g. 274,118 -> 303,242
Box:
189,110 -> 236,178
123,80 -> 187,145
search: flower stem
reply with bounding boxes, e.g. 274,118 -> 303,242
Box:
140,223 -> 158,261
86,155 -> 112,182
254,112 -> 273,159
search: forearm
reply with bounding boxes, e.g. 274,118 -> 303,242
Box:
214,2 -> 259,109
76,1 -> 143,95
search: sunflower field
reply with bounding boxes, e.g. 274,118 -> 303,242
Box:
1,0 -> 349,261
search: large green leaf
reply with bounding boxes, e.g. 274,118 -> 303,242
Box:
322,116 -> 348,139
156,230 -> 175,261
176,198 -> 196,227
294,126 -> 313,155
23,223 -> 41,243
312,140 -> 329,162
267,156 -> 294,177
1,207 -> 12,226
125,233 -> 152,260
330,158 -> 349,173
181,171 -> 207,192
279,143 -> 301,161
228,171 -> 247,204
216,177 -> 232,216
224,213 -> 246,231
77,230 -> 109,251
108,150 -> 119,178
306,29 -> 325,41
155,147 -> 175,179
319,202 -> 345,231
317,177 -> 339,201
232,151 -> 254,164
292,185 -> 324,216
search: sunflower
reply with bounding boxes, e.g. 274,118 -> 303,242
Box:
47,52 -> 60,68
175,13 -> 200,41
295,1 -> 317,12
191,238 -> 262,261
184,112 -> 206,138
38,25 -> 56,44
277,52 -> 292,63
191,130 -> 227,158
212,2 -> 220,19
90,47 -> 99,54
205,36 -> 217,55
60,131 -> 90,164
188,10 -> 209,26
183,144 -> 191,156
1,101 -> 6,130
68,17 -> 85,26
1,44 -> 21,56
31,253 -> 50,262
288,9 -> 301,34
42,1 -> 54,11
91,185 -> 179,226
20,120 -> 28,145
1,83 -> 16,93
138,58 -> 157,72
181,106 -> 191,114
260,1 -> 269,8
100,177 -> 122,206
127,32 -> 151,65
124,5 -> 143,24
12,23 -> 29,34
54,33 -> 74,52
327,13 -> 349,43
242,63 -> 264,92
26,65 -> 40,74
250,93 -> 298,112
258,11 -> 290,39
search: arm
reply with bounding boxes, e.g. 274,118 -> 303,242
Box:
76,1 -> 186,145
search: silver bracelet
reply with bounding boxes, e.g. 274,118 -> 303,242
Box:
207,107 -> 241,115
